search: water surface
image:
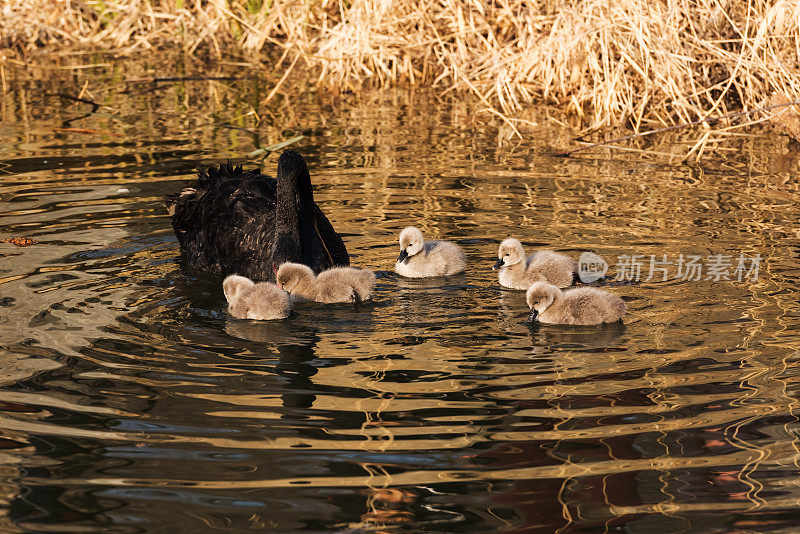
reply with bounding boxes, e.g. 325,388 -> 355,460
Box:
1,59 -> 800,532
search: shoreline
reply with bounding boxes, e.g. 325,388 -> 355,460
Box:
3,0 -> 800,158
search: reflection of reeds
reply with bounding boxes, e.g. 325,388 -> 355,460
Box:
5,0 -> 800,143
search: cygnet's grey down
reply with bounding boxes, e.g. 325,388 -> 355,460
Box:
493,238 -> 577,289
276,262 -> 376,303
222,274 -> 291,320
526,281 -> 626,325
394,226 -> 466,277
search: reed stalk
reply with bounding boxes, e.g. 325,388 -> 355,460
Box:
3,0 -> 800,144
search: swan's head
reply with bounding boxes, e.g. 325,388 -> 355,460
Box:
493,238 -> 525,269
526,281 -> 559,322
397,226 -> 424,263
223,275 -> 255,306
276,262 -> 314,294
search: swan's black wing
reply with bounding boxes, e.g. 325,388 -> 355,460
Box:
311,204 -> 350,267
296,202 -> 350,273
167,163 -> 280,281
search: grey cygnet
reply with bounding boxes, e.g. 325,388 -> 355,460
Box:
276,262 -> 376,303
493,238 -> 576,289
395,226 -> 466,277
526,281 -> 626,325
223,274 -> 291,320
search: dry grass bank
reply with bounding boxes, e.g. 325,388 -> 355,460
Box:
3,0 -> 800,146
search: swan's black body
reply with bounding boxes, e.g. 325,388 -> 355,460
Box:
166,150 -> 349,282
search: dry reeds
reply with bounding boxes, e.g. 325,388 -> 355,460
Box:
3,0 -> 800,143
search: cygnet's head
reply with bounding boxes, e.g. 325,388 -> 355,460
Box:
276,262 -> 315,293
223,275 -> 255,304
493,238 -> 525,270
397,226 -> 424,263
526,281 -> 560,322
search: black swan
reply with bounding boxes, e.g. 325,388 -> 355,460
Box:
166,149 -> 349,282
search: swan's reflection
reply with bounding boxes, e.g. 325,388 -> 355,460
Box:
224,297 -> 378,340
392,272 -> 469,292
224,317 -> 317,346
528,320 -> 627,349
225,318 -> 321,409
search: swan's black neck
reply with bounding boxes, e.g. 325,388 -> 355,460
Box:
272,150 -> 315,271
277,150 -> 314,205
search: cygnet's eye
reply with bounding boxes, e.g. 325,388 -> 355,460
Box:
504,253 -> 509,257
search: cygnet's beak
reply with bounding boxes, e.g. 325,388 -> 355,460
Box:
528,309 -> 538,323
397,250 -> 409,263
492,258 -> 504,270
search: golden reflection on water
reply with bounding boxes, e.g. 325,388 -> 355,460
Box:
0,57 -> 799,530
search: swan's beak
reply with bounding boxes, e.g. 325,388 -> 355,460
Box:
492,258 -> 503,270
528,309 -> 538,323
397,250 -> 409,263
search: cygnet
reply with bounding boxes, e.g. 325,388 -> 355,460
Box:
493,238 -> 576,289
276,262 -> 376,303
394,226 -> 466,277
526,281 -> 626,325
222,274 -> 291,320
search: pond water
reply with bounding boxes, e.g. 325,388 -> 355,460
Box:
1,58 -> 800,532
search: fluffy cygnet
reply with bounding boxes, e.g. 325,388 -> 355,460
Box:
222,274 -> 290,320
526,281 -> 626,325
493,238 -> 577,289
276,262 -> 376,303
394,226 -> 466,277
